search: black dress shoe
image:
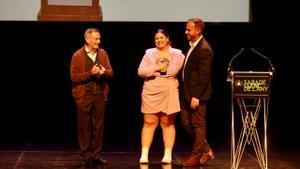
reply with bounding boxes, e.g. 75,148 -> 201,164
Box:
91,158 -> 108,165
81,159 -> 90,165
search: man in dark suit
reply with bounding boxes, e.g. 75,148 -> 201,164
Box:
70,28 -> 113,165
181,18 -> 215,166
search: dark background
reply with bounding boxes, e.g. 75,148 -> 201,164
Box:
0,1 -> 298,152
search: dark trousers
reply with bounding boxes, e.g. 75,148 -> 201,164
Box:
181,99 -> 210,157
76,93 -> 106,160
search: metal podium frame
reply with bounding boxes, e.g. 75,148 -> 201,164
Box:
228,70 -> 273,169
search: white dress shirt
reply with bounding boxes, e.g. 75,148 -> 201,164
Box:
85,46 -> 97,63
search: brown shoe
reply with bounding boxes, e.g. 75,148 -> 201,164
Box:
90,158 -> 108,165
199,149 -> 215,164
182,155 -> 200,166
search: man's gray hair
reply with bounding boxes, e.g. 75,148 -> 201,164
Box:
84,28 -> 100,39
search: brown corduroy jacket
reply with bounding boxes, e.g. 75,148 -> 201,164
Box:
70,47 -> 113,103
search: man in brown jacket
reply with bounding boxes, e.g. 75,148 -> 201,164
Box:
70,28 -> 113,165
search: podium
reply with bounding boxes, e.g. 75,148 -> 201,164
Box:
227,48 -> 274,169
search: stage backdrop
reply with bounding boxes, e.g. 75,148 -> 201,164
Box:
0,21 -> 297,152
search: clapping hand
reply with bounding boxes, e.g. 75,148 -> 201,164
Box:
91,64 -> 106,75
98,64 -> 106,75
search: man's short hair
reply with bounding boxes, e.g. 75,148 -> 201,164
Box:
187,18 -> 205,32
84,28 -> 100,39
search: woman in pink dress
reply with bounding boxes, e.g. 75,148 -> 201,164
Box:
138,29 -> 184,164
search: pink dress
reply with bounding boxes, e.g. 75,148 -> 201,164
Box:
138,47 -> 184,115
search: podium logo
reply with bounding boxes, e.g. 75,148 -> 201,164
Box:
233,73 -> 271,97
240,79 -> 268,92
235,80 -> 243,87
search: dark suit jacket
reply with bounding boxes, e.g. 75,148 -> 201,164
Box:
183,37 -> 213,102
70,47 -> 113,104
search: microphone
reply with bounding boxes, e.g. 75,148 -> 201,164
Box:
227,48 -> 245,73
251,48 -> 275,75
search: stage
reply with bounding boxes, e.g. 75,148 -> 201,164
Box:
1,144 -> 298,169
